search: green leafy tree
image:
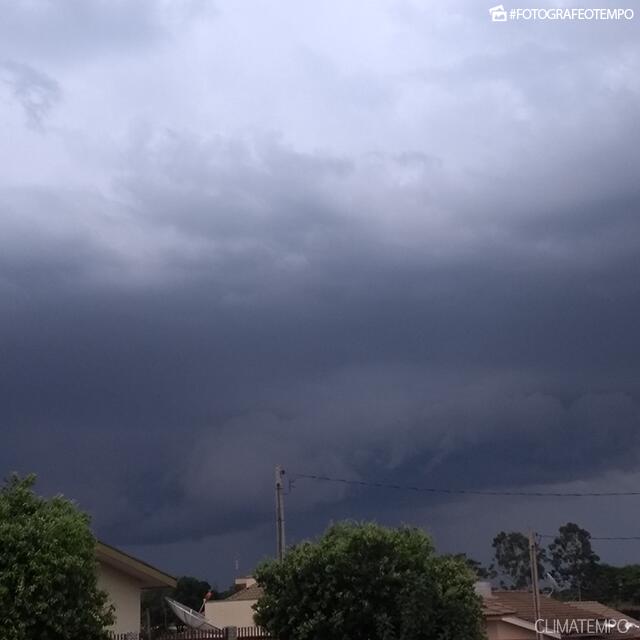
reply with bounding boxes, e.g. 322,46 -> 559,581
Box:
577,562 -> 640,608
0,474 -> 114,640
254,521 -> 486,640
549,523 -> 599,599
584,564 -> 624,605
613,565 -> 640,606
492,531 -> 546,589
142,576 -> 211,633
141,586 -> 173,632
444,553 -> 496,581
174,576 -> 211,611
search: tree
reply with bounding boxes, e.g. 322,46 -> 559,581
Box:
142,576 -> 211,633
174,576 -> 211,612
254,521 -> 485,640
0,474 -> 113,640
549,523 -> 599,599
141,586 -> 173,632
492,531 -> 546,589
585,564 -> 624,605
444,553 -> 496,581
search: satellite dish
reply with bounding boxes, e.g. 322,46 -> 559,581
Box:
165,597 -> 220,630
544,572 -> 561,595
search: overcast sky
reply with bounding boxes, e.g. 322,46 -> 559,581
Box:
2,0 -> 640,586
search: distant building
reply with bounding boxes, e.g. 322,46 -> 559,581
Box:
208,575 -> 640,639
479,582 -> 640,639
205,577 -> 262,628
97,541 -> 176,635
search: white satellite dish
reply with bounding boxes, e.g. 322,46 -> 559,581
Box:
545,572 -> 561,595
165,597 -> 220,631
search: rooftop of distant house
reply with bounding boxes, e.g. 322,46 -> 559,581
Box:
481,585 -> 640,639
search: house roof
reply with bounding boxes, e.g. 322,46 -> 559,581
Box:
488,590 -> 597,624
569,601 -> 640,636
570,600 -> 640,623
482,597 -> 517,618
225,584 -> 264,601
216,580 -> 640,639
486,591 -> 640,639
96,541 -> 177,589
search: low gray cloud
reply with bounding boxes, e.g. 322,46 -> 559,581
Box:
0,0 -> 213,62
0,61 -> 60,129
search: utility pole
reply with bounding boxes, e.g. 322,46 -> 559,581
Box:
275,465 -> 286,560
529,531 -> 542,640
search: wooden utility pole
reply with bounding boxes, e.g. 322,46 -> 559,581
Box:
275,465 -> 286,560
529,531 -> 542,640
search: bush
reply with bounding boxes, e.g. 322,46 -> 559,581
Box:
254,521 -> 485,640
0,474 -> 114,640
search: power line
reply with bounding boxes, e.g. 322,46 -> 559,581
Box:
291,473 -> 640,543
290,472 -> 640,498
539,534 -> 640,541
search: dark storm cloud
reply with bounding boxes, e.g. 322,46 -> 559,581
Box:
1,0 -> 640,581
4,128 -> 640,551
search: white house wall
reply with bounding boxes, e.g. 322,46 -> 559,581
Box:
97,562 -> 142,634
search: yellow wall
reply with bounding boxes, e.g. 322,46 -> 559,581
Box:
205,599 -> 258,628
97,562 -> 142,635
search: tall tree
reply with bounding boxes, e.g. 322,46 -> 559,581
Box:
549,523 -> 599,599
492,531 -> 546,589
174,576 -> 211,612
254,521 -> 485,640
0,474 -> 113,640
444,553 -> 496,581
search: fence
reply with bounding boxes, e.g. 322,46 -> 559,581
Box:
110,627 -> 272,640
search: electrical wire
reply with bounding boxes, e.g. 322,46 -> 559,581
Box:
290,472 -> 640,498
290,473 -> 640,542
539,534 -> 640,541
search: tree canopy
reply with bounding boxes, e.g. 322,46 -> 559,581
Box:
443,553 -> 496,581
549,522 -> 599,599
491,531 -> 549,590
142,575 -> 213,633
254,521 -> 485,640
0,474 -> 113,640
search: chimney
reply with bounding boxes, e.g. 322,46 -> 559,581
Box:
234,576 -> 257,591
474,581 -> 493,598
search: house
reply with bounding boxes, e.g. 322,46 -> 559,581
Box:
479,583 -> 640,639
205,577 -> 262,628
204,576 -> 640,639
96,541 -> 177,635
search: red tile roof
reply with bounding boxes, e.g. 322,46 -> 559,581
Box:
225,584 -> 264,601
486,591 -> 640,639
